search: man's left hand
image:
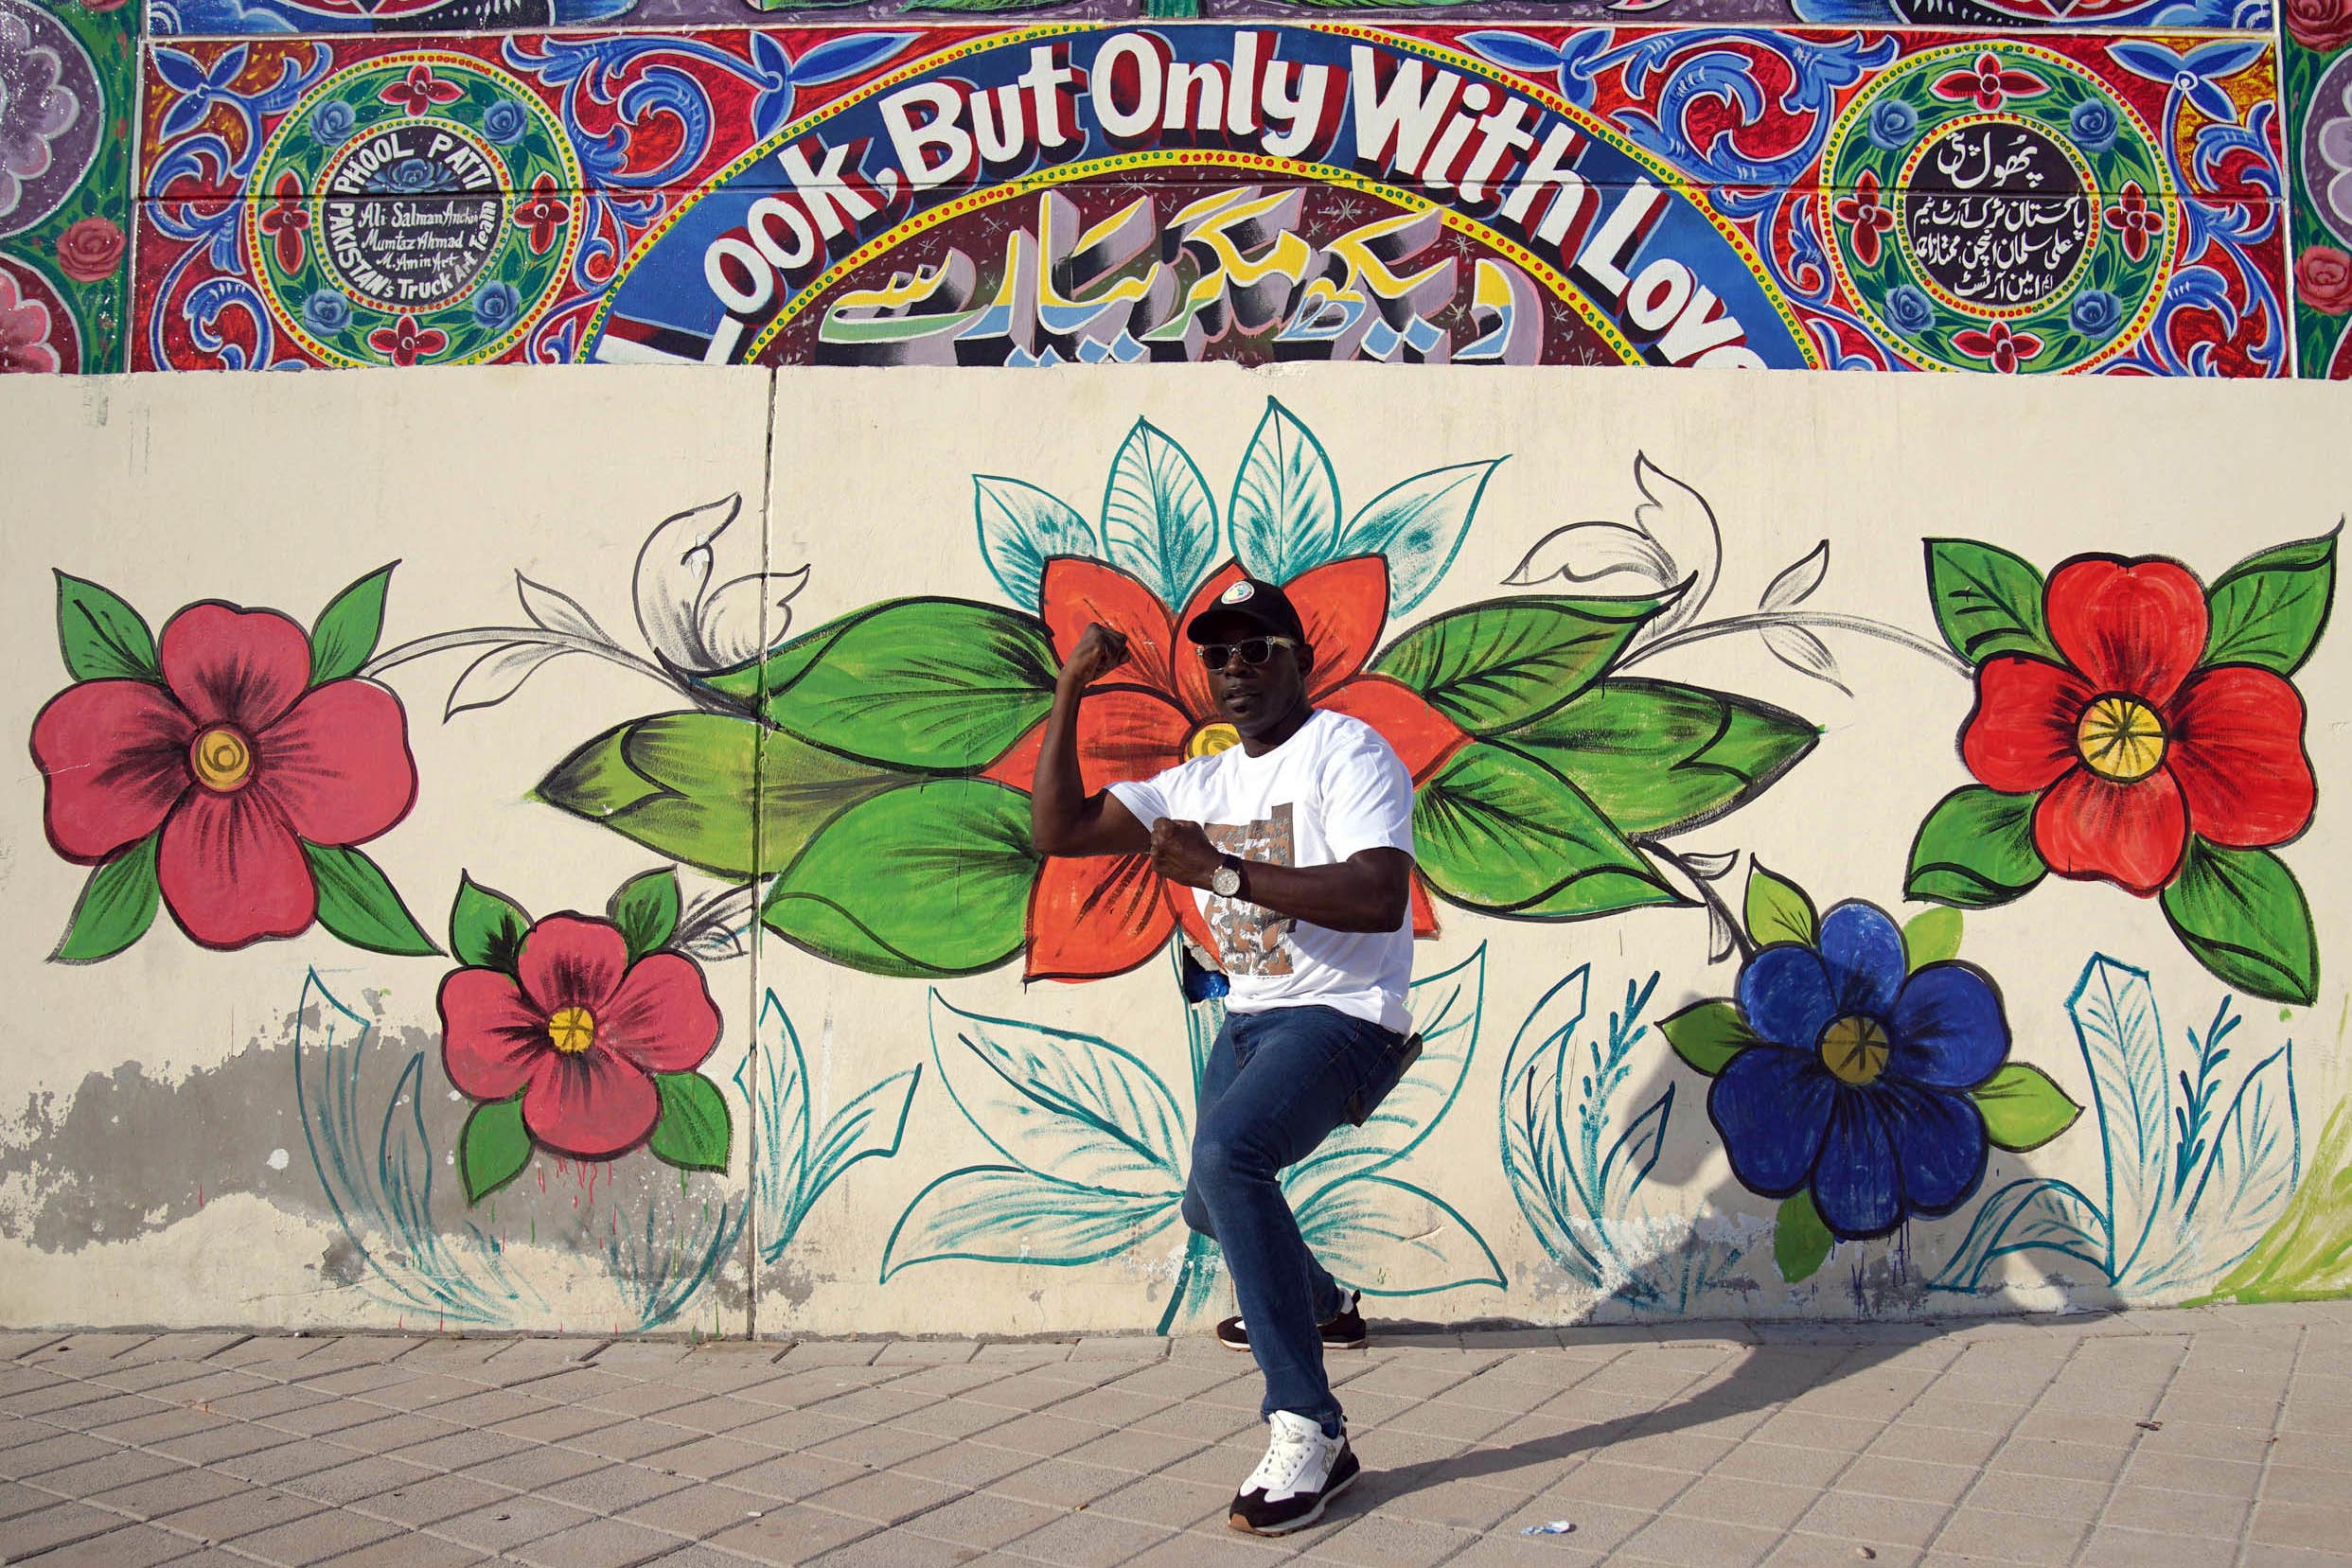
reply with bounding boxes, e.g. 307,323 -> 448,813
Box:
1150,819 -> 1225,889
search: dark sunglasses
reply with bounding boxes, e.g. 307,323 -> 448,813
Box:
1195,635 -> 1300,671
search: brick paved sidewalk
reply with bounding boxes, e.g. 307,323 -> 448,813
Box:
3,1304 -> 2348,1568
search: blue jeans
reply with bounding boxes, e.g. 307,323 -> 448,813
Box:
1180,1004 -> 1411,1434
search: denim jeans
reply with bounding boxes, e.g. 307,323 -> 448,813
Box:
1180,1004 -> 1412,1435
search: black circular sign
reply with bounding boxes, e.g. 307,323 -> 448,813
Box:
1900,120 -> 2093,312
316,123 -> 505,312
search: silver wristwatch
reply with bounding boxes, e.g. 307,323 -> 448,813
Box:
1211,854 -> 1244,899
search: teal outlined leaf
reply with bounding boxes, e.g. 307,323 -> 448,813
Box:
1229,399 -> 1341,583
2069,956 -> 2170,1286
2131,1043 -> 2300,1295
976,477 -> 1096,610
881,1166 -> 1181,1278
1102,419 -> 1218,608
1286,946 -> 1485,1193
928,990 -> 1187,1195
1336,459 -> 1504,615
1498,966 -> 1602,1287
1928,1177 -> 2111,1292
1292,1174 -> 1504,1296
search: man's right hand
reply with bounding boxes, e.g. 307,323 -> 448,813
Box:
1061,623 -> 1132,691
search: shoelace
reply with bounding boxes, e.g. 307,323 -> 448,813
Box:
1245,1418 -> 1325,1494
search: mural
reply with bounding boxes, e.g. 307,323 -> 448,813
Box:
5,369 -> 2346,1336
114,21 -> 2300,373
0,0 -> 134,374
2287,0 -> 2352,374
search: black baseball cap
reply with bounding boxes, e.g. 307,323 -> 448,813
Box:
1185,576 -> 1306,646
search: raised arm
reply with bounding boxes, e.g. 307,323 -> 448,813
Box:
1030,623 -> 1153,858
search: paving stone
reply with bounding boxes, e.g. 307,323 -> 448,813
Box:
431,1492 -> 600,1551
2255,1501 -> 2352,1552
0,1500 -> 133,1559
2078,1524 -> 2240,1567
1928,1506 -> 2089,1564
700,1504 -> 876,1563
88,1463 -> 252,1522
1007,1508 -> 1176,1565
27,1445 -> 181,1497
227,1506 -> 403,1564
807,1530 -> 987,1566
537,1460 -> 694,1515
1086,1472 -> 1229,1531
616,1479 -> 773,1540
1610,1510 -> 1782,1566
346,1471 -> 511,1528
321,1531 -> 498,1565
719,1450 -> 867,1504
508,1515 -> 684,1568
460,1440 -> 611,1492
151,1485 -> 323,1544
17,1521 -> 192,1566
799,1469 -> 963,1525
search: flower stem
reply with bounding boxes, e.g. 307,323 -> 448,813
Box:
1641,840 -> 1756,965
360,628 -> 678,690
1618,611 -> 1972,678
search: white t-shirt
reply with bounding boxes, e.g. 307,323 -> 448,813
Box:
1108,708 -> 1415,1033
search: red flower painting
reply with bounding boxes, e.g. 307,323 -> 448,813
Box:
30,604 -> 418,948
983,556 -> 1469,982
1832,171 -> 1896,268
1932,51 -> 2050,113
1959,558 -> 2315,895
439,914 -> 721,1160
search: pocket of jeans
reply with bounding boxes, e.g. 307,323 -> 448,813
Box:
1345,1031 -> 1423,1127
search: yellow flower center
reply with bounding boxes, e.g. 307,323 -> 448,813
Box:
2076,696 -> 2166,783
189,726 -> 254,792
1820,1014 -> 1890,1087
547,1006 -> 596,1055
1186,723 -> 1241,761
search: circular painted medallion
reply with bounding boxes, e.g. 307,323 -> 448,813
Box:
0,0 -> 105,241
1821,43 -> 2172,373
250,54 -> 579,368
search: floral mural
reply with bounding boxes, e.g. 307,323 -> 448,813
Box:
13,386 -> 2344,1334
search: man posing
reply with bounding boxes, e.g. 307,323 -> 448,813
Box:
1029,576 -> 1423,1536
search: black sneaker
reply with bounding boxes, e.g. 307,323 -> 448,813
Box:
1229,1411 -> 1360,1535
1216,1290 -> 1365,1352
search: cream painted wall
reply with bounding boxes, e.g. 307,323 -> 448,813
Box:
2,365 -> 2344,1335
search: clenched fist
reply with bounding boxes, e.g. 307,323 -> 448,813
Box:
1150,819 -> 1224,889
1059,622 -> 1131,691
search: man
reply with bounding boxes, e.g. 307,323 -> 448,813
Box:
1028,574 -> 1423,1536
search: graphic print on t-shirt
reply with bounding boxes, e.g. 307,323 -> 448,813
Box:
1205,803 -> 1296,978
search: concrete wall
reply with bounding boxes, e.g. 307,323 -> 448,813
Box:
3,362 -> 2345,1335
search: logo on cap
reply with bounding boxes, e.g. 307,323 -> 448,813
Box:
1220,582 -> 1255,605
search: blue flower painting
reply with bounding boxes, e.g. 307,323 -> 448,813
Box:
1665,866 -> 2082,1278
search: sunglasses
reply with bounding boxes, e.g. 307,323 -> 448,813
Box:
1195,635 -> 1300,671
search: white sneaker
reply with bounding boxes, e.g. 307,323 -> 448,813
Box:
1228,1410 -> 1360,1534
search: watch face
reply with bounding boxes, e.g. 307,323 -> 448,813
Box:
1213,867 -> 1241,897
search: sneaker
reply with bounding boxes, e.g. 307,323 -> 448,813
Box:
1215,1290 -> 1365,1352
1229,1410 -> 1360,1535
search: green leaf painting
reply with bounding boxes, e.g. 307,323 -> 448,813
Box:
2162,842 -> 2319,1007
1659,1000 -> 1756,1077
1291,1175 -> 1505,1296
704,599 -> 1056,773
51,836 -> 161,964
54,572 -> 161,683
1372,595 -> 1662,733
648,1072 -> 732,1172
1414,743 -> 1683,920
1775,1191 -> 1833,1283
609,868 -> 681,963
1504,679 -> 1818,837
537,714 -> 900,879
1901,907 -> 1964,972
1742,861 -> 1816,949
1971,1064 -> 2085,1152
761,781 -> 1036,978
1906,787 -> 2046,909
306,844 -> 439,957
460,1097 -> 532,1204
450,873 -> 531,973
2202,529 -> 2337,676
309,563 -> 397,685
1924,539 -> 2057,664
